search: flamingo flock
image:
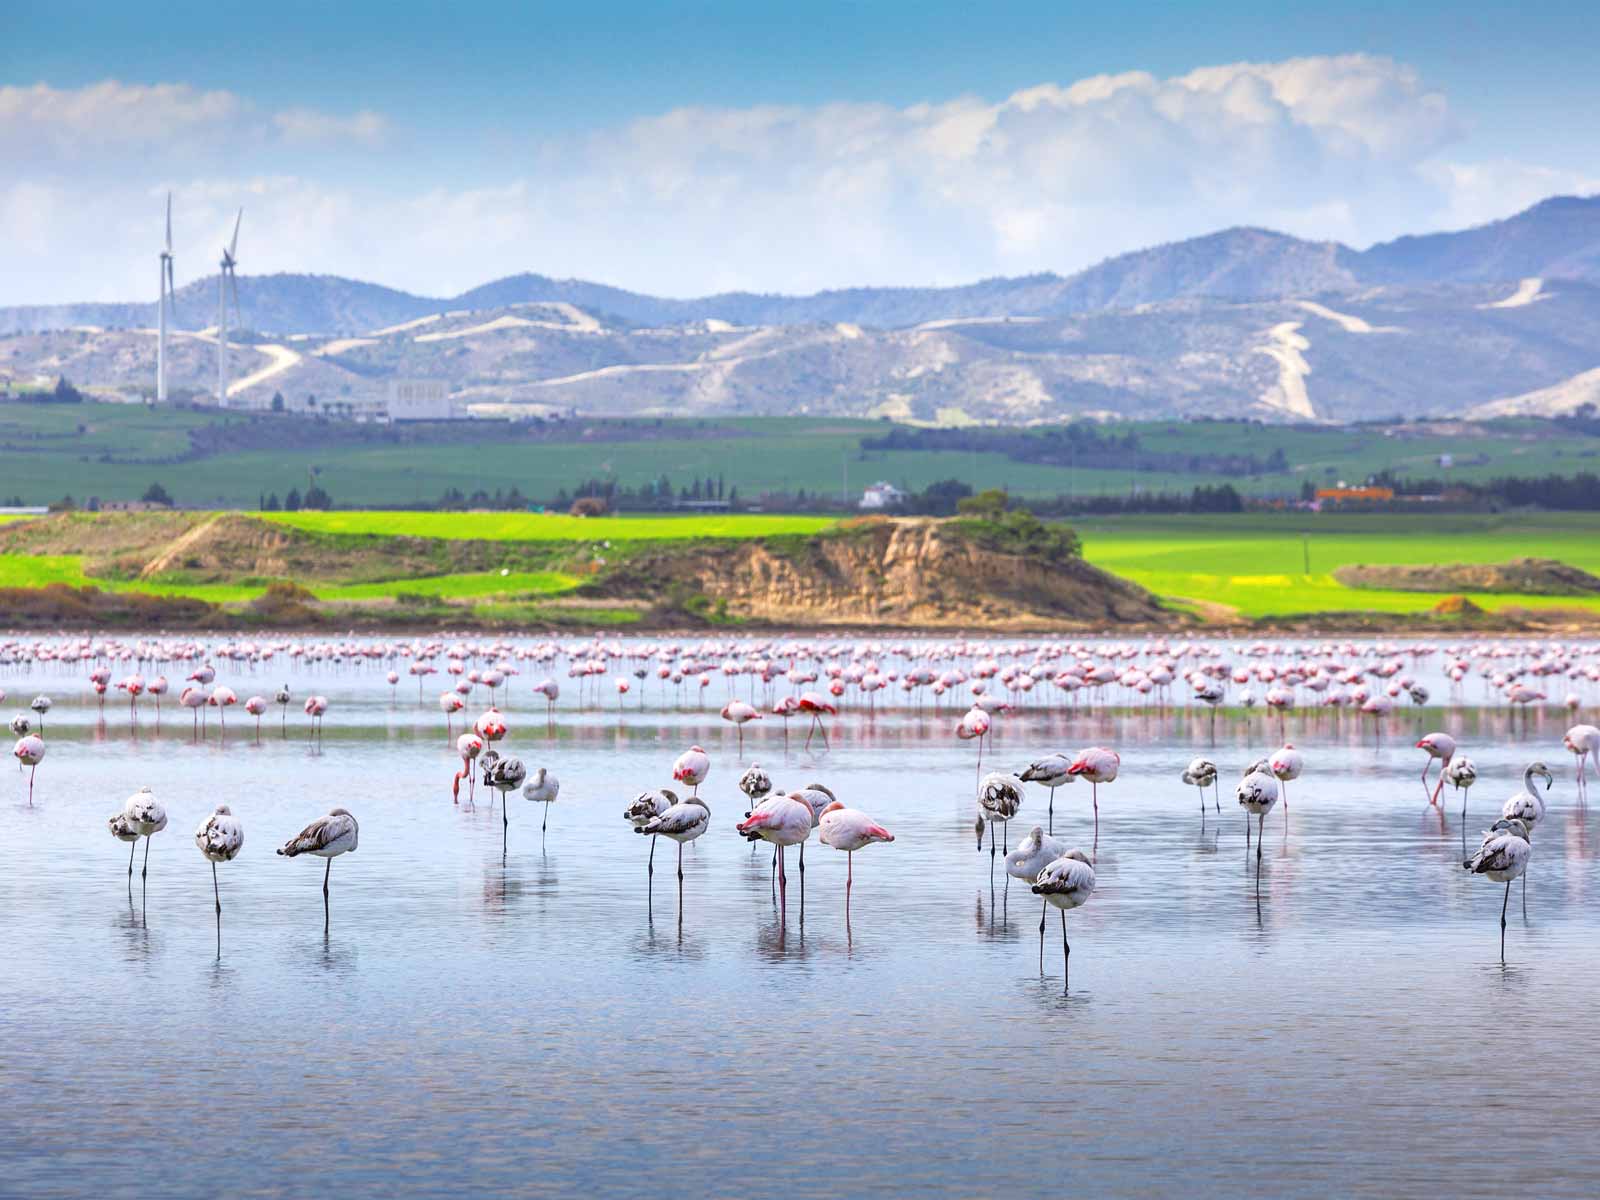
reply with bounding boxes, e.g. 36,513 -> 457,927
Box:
8,632 -> 1600,982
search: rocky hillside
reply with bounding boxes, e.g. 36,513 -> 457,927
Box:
589,517 -> 1165,630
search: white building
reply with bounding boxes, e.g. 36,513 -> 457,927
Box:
386,378 -> 455,421
858,481 -> 908,510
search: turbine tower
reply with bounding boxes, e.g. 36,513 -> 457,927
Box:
156,193 -> 176,404
215,208 -> 242,407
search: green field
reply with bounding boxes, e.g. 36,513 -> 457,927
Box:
261,511 -> 838,541
1074,512 -> 1600,618
3,508 -> 1598,621
4,401 -> 1598,509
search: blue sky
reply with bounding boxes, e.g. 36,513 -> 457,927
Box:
3,0 -> 1598,304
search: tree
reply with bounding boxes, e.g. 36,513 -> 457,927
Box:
303,485 -> 332,510
142,482 -> 173,506
263,492 -> 281,511
957,488 -> 1009,518
284,487 -> 302,511
51,376 -> 83,404
270,391 -> 285,413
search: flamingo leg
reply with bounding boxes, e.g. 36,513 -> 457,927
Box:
1038,899 -> 1047,973
1255,814 -> 1264,899
1048,786 -> 1055,834
542,803 -> 549,835
1060,910 -> 1070,994
1501,880 -> 1510,959
212,861 -> 221,914
141,835 -> 151,880
28,764 -> 36,806
1214,781 -> 1221,813
128,838 -> 136,878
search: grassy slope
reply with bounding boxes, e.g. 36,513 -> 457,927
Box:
5,401 -> 1600,507
1075,512 -> 1600,617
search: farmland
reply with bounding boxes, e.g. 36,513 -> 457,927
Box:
0,508 -> 1596,626
3,401 -> 1599,510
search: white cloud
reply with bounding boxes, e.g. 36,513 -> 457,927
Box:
0,56 -> 1589,305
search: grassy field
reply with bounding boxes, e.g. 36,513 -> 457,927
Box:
3,507 -> 1599,622
261,511 -> 838,541
1075,512 -> 1600,618
4,401 -> 1598,509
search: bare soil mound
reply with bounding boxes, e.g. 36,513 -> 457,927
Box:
1335,558 -> 1600,596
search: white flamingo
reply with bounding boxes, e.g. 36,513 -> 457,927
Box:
976,772 -> 1025,876
1236,764 -> 1279,897
123,786 -> 167,880
1268,743 -> 1303,827
672,745 -> 711,796
1006,825 -> 1070,969
195,804 -> 244,952
1182,757 -> 1220,814
625,787 -> 677,897
1019,753 -> 1073,834
276,808 -> 359,930
1031,850 -> 1096,993
1563,724 -> 1600,801
13,734 -> 44,806
1065,747 -> 1119,851
638,793 -> 709,918
1464,817 -> 1531,959
521,767 -> 559,834
817,800 -> 894,927
1443,755 -> 1478,817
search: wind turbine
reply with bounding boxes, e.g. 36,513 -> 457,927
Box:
156,193 -> 177,404
215,208 -> 242,406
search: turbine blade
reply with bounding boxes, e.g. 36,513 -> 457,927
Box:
229,208 -> 242,259
229,268 -> 241,328
165,192 -> 173,253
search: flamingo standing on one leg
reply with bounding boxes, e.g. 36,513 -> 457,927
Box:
521,767 -> 559,836
721,700 -> 762,759
243,695 -> 267,742
13,734 -> 45,806
957,706 -> 991,776
1031,850 -> 1096,994
122,786 -> 168,881
484,756 -> 528,832
1183,756 -> 1221,817
1268,743 -> 1303,828
625,787 -> 677,910
194,803 -> 244,955
1464,817 -> 1531,959
818,800 -> 894,935
1019,753 -> 1073,834
1236,764 -> 1280,900
1443,755 -> 1478,819
108,809 -> 140,881
1501,761 -> 1553,915
1006,824 -> 1070,970
672,745 -> 711,797
638,792 -> 709,924
440,692 -> 465,739
276,808 -> 359,933
1065,747 -> 1119,855
1416,732 -> 1457,807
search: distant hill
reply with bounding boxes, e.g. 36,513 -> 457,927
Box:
5,194 -> 1599,337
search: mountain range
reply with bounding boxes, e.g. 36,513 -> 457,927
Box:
4,194 -> 1600,424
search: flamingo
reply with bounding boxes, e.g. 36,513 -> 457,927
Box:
976,772 -> 1025,876
122,786 -> 168,880
638,792 -> 709,919
484,756 -> 528,828
817,800 -> 894,928
440,691 -> 465,737
1065,747 -> 1119,851
1019,753 -> 1073,834
1236,764 -> 1279,897
521,767 -> 559,834
180,685 -> 208,737
1031,850 -> 1096,993
737,763 -> 773,807
13,734 -> 44,806
29,695 -> 51,733
1443,755 -> 1478,818
1464,817 -> 1531,959
1006,825 -> 1070,969
672,745 -> 711,796
721,700 -> 762,758
956,706 -> 991,774
108,809 -> 140,879
625,787 -> 677,899
1416,732 -> 1457,807
737,792 -> 813,917
1268,743 -> 1303,826
303,695 -> 329,737
243,695 -> 267,740
8,714 -> 30,738
148,675 -> 168,727
209,685 -> 238,735
1563,724 -> 1600,801
453,732 -> 484,804
532,678 -> 560,722
798,692 -> 835,750
194,804 -> 244,953
276,808 -> 359,931
1182,757 -> 1220,814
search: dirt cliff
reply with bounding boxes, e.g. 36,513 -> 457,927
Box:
592,517 -> 1167,629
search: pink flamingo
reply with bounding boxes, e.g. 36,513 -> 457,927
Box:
440,691 -> 465,738
817,800 -> 894,928
1065,747 -> 1119,852
673,745 -> 711,796
1416,732 -> 1457,807
453,732 -> 484,804
13,734 -> 45,806
244,695 -> 267,741
799,692 -> 835,750
721,699 -> 762,758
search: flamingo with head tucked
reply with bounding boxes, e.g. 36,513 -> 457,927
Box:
1065,747 -> 1118,851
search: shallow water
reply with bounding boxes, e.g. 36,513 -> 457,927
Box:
5,654 -> 1600,1197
